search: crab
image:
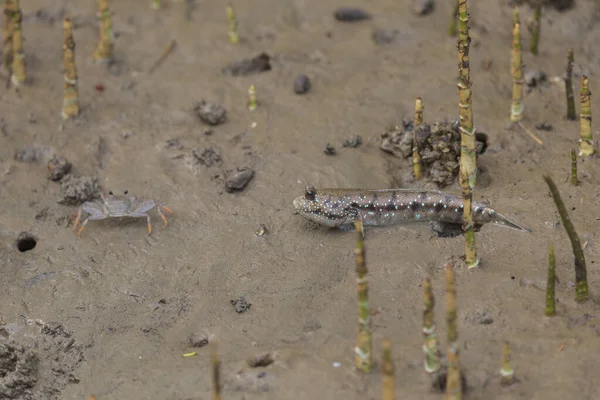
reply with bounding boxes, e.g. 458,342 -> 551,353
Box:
72,190 -> 173,239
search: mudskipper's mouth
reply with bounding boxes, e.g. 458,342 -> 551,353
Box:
292,197 -> 303,210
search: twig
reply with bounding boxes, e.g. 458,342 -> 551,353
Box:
517,122 -> 544,145
148,39 -> 176,74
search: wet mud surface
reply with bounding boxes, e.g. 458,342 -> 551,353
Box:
1,0 -> 600,399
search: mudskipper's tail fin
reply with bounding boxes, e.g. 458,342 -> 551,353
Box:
490,211 -> 531,232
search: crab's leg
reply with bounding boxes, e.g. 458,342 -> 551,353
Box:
157,206 -> 171,229
76,217 -> 90,239
147,214 -> 152,235
72,208 -> 82,232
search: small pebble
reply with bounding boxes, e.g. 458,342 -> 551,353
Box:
372,28 -> 400,45
255,224 -> 267,236
525,70 -> 547,88
187,331 -> 209,348
334,7 -> 371,22
294,75 -> 311,94
343,135 -> 363,148
247,352 -> 274,368
535,122 -> 553,131
231,296 -> 252,313
47,156 -> 72,181
192,147 -> 222,167
324,143 -> 336,155
412,0 -> 435,16
225,168 -> 255,193
194,100 -> 227,126
222,52 -> 272,76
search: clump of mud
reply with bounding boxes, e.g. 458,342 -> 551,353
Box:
0,321 -> 84,400
0,340 -> 39,399
380,120 -> 488,188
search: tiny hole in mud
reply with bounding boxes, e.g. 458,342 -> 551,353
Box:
17,232 -> 37,252
248,352 -> 275,368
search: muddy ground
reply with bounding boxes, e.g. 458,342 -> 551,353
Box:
1,0 -> 600,399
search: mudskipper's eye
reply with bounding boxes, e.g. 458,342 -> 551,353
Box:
109,191 -> 114,195
124,190 -> 128,195
305,185 -> 316,201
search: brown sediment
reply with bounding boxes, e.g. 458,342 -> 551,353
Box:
456,0 -> 479,268
92,0 -> 114,64
381,338 -> 395,400
354,218 -> 372,372
579,76 -> 594,157
413,97 -> 424,180
62,17 -> 79,120
445,261 -> 462,399
543,175 -> 589,303
10,0 -> 25,86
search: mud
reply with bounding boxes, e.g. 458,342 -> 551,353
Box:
1,0 -> 600,399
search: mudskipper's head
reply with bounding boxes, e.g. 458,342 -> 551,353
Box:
293,185 -> 352,227
293,185 -> 319,218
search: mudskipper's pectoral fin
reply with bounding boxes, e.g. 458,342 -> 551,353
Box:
337,208 -> 365,239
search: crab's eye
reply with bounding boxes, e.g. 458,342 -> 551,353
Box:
109,191 -> 113,195
304,185 -> 316,201
124,190 -> 128,195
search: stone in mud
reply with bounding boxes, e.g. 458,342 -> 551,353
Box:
343,135 -> 362,148
187,331 -> 209,348
192,147 -> 222,167
293,75 -> 311,94
58,174 -> 99,205
412,0 -> 434,16
47,156 -> 72,181
194,100 -> 227,126
324,143 -> 336,155
333,7 -> 371,22
231,296 -> 252,313
225,168 -> 255,193
372,28 -> 401,45
222,52 -> 272,76
247,352 -> 274,368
